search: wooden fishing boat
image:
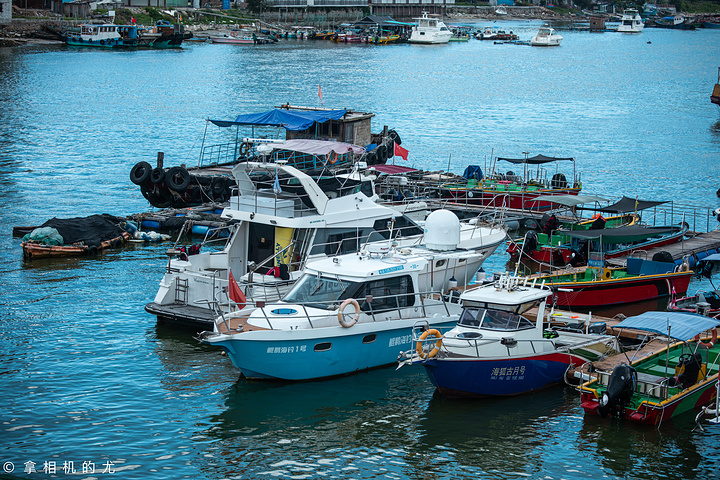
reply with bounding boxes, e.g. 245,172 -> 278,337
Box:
580,311 -> 720,426
20,214 -> 130,260
22,232 -> 130,259
529,256 -> 693,309
510,196 -> 684,267
440,154 -> 581,211
712,67 -> 720,106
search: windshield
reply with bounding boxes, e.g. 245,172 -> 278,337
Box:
283,273 -> 357,309
458,308 -> 535,331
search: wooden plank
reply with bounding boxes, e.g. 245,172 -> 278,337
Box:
606,230 -> 720,267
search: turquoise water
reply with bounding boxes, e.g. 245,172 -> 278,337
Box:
1,21 -> 720,479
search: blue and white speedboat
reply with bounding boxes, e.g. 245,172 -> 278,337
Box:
398,274 -> 619,397
198,210 -> 492,380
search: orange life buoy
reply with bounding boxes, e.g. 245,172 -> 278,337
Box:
337,298 -> 361,328
328,151 -> 338,165
416,329 -> 442,359
694,328 -> 717,348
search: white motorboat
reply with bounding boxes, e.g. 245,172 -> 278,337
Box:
530,27 -> 563,47
147,161 -> 507,328
617,9 -> 645,33
408,11 -> 452,44
197,210 -> 493,380
398,274 -> 620,397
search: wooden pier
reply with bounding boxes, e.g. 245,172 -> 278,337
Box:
606,230 -> 720,267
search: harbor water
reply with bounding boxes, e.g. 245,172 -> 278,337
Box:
2,21 -> 720,479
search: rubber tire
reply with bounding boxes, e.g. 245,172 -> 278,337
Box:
375,145 -> 387,162
130,161 -> 152,185
388,129 -> 402,145
150,167 -> 165,184
652,251 -> 674,263
165,166 -> 190,193
211,176 -> 225,195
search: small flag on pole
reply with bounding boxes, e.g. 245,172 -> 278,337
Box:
394,142 -> 409,161
228,270 -> 246,309
318,85 -> 323,107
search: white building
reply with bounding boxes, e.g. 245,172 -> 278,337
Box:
1,0 -> 11,26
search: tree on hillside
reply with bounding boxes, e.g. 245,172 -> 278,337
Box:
246,0 -> 267,13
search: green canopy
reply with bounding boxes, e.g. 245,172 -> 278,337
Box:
562,225 -> 678,244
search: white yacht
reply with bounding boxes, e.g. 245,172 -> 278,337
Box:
530,27 -> 563,47
409,11 -> 452,44
146,161 -> 507,328
617,9 -> 645,33
197,210 -> 487,381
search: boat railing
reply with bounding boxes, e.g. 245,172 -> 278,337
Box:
414,333 -> 564,360
166,223 -> 236,273
199,141 -> 239,167
221,289 -> 456,331
635,202 -> 714,233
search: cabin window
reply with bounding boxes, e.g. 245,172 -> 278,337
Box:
459,308 -> 534,331
362,334 -> 377,344
359,275 -> 415,313
372,216 -> 423,240
314,342 -> 332,352
360,180 -> 374,198
284,274 -> 356,309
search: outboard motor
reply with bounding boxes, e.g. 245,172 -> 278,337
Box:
598,364 -> 637,418
523,230 -> 538,252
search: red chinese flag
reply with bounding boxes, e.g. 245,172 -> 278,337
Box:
131,17 -> 136,23
394,142 -> 409,161
228,270 -> 246,309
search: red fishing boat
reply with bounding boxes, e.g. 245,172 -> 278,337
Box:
529,256 -> 693,308
440,154 -> 581,211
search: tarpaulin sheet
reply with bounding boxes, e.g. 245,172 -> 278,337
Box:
209,109 -> 347,131
615,311 -> 720,341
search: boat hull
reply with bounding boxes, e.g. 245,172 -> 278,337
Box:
208,317 -> 458,380
21,232 -> 129,259
442,186 -> 580,211
421,352 -> 588,397
548,271 -> 693,308
581,377 -> 718,424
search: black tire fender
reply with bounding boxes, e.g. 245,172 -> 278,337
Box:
130,161 -> 152,185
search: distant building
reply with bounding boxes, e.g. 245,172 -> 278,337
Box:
1,0 -> 11,25
265,0 -> 455,13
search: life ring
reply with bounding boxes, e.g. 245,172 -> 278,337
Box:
695,328 -> 718,348
239,142 -> 252,156
416,329 -> 442,359
231,30 -> 238,37
338,298 -> 361,328
328,151 -> 338,165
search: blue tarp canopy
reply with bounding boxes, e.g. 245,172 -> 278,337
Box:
209,109 -> 347,131
615,311 -> 720,341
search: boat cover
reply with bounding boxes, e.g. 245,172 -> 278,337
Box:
35,214 -> 125,248
597,196 -> 667,213
615,311 -> 720,341
531,194 -> 606,207
209,109 -> 347,131
701,253 -> 720,262
496,154 -> 574,164
271,139 -> 365,155
561,225 -> 678,243
369,164 -> 418,174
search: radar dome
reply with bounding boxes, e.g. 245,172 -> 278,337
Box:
424,209 -> 460,251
